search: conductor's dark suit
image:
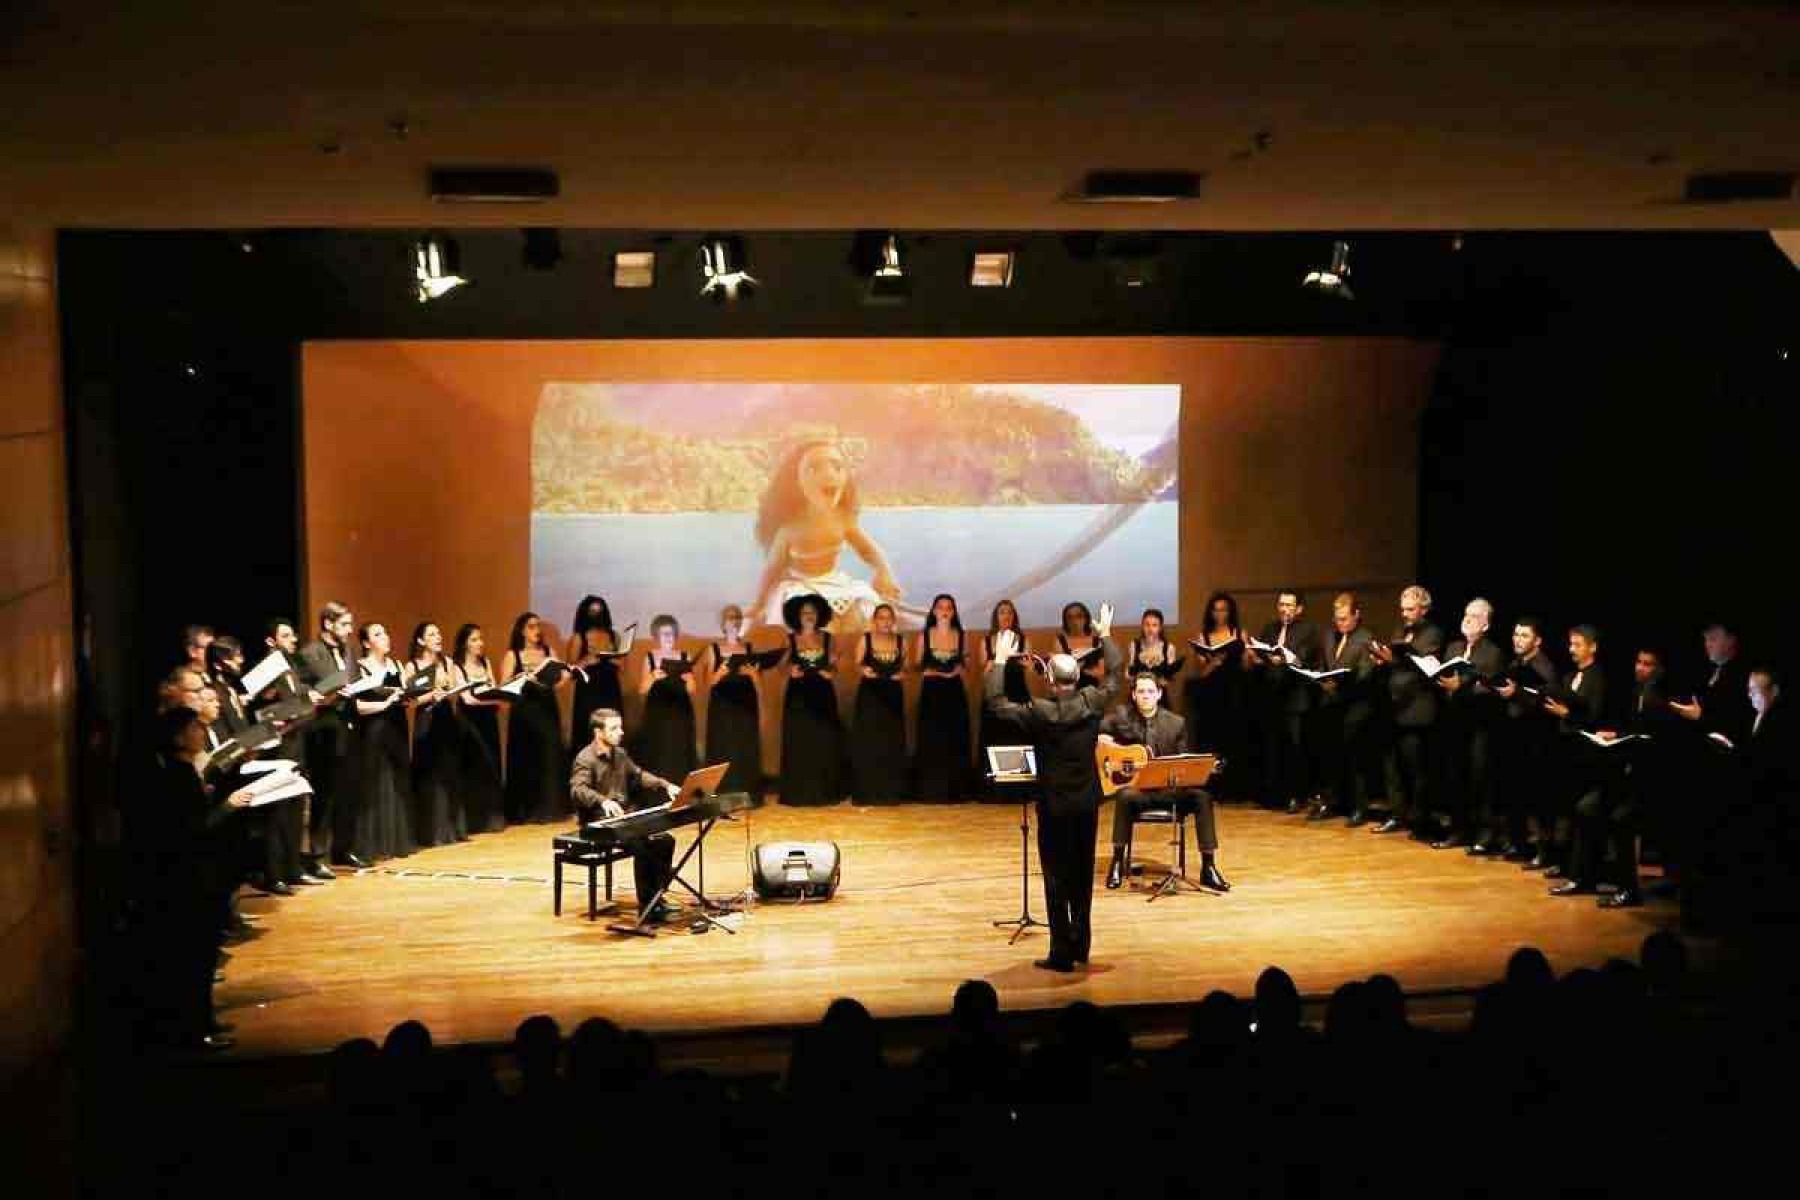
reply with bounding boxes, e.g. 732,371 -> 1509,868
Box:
984,639 -> 1122,966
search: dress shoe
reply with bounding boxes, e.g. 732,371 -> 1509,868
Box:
1524,850 -> 1553,871
199,1034 -> 236,1053
1033,957 -> 1077,973
261,881 -> 295,897
1285,798 -> 1305,814
1200,863 -> 1232,892
1372,817 -> 1408,835
1503,845 -> 1534,862
1466,842 -> 1499,857
339,853 -> 372,870
1345,809 -> 1369,828
1543,865 -> 1566,880
1549,880 -> 1595,896
305,862 -> 335,881
1598,889 -> 1642,909
1306,803 -> 1336,822
1432,835 -> 1468,850
289,875 -> 321,887
1105,849 -> 1126,890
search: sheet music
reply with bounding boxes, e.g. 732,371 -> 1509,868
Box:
240,758 -> 298,776
239,651 -> 290,699
341,672 -> 387,698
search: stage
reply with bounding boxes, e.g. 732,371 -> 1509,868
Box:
217,802 -> 1679,1058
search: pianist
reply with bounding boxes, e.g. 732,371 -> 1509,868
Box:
570,709 -> 682,923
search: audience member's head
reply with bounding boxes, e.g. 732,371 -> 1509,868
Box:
512,1014 -> 561,1092
950,979 -> 1000,1035
1253,966 -> 1303,1039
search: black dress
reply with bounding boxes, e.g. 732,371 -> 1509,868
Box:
779,632 -> 846,806
504,652 -> 569,824
851,632 -> 910,804
637,651 -> 698,786
706,643 -> 770,799
914,631 -> 975,801
410,660 -> 466,847
1128,638 -> 1185,703
352,661 -> 416,861
570,631 -> 624,757
977,632 -> 1033,801
1184,633 -> 1251,799
1060,632 -> 1109,689
457,657 -> 507,834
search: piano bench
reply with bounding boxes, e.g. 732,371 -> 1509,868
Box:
552,837 -> 630,920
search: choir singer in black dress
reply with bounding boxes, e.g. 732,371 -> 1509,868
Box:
570,709 -> 682,922
983,605 -> 1122,973
1100,673 -> 1229,892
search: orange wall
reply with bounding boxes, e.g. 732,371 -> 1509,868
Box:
302,337 -> 1438,765
0,225 -> 76,1125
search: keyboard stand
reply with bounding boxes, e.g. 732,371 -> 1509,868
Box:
606,815 -> 740,937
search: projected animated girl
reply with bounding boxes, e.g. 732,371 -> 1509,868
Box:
750,435 -> 907,634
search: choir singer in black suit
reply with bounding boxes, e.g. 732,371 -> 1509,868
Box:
569,709 -> 682,923
297,601 -> 360,870
1542,624 -> 1617,899
1432,598 -> 1508,850
1099,673 -> 1229,892
1369,584 -> 1446,837
984,607 -> 1122,973
1249,590 -> 1325,812
1309,592 -> 1381,824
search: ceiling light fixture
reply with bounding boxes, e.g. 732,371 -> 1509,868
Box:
864,235 -> 911,305
969,251 -> 1015,288
700,237 -> 756,301
613,250 -> 656,288
1302,239 -> 1354,300
414,234 -> 467,302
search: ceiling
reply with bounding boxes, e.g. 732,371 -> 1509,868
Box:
5,1 -> 1800,231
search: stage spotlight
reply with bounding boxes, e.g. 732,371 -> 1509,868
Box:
521,228 -> 562,271
700,237 -> 756,301
613,250 -> 656,288
414,234 -> 467,303
1302,239 -> 1354,300
969,250 -> 1014,288
864,235 -> 911,305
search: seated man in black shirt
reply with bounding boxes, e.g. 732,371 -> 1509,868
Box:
1099,673 -> 1229,892
569,708 -> 682,921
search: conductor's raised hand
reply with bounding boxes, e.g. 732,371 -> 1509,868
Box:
992,628 -> 1021,662
1095,603 -> 1114,640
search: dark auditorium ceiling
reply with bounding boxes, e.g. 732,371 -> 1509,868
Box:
3,0 -> 1799,231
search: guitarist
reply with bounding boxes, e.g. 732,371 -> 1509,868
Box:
1099,674 -> 1231,893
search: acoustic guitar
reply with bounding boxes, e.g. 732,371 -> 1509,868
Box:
1095,742 -> 1221,797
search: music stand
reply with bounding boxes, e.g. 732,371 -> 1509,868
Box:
607,764 -> 741,938
1124,754 -> 1218,901
986,746 -> 1046,944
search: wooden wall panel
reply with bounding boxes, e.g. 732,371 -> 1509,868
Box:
0,225 -> 75,1100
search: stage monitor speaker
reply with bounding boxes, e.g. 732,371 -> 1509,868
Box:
752,842 -> 841,900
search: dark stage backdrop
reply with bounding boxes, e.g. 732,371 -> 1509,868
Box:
301,337 -> 1441,769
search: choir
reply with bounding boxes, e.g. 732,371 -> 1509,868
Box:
139,583 -> 1787,1046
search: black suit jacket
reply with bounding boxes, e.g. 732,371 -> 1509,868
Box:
1386,620 -> 1446,729
984,640 -> 1122,816
251,664 -> 311,765
1743,701 -> 1797,802
1445,636 -> 1508,723
1556,661 -> 1610,733
1696,657 -> 1754,745
1319,626 -> 1377,711
1100,704 -> 1188,757
1505,650 -> 1562,724
297,638 -> 356,750
1257,618 -> 1324,714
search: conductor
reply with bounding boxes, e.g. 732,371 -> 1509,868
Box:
984,604 -> 1123,972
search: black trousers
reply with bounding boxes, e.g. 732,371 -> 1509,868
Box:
1391,725 -> 1435,824
1261,702 -> 1312,805
1571,779 -> 1637,888
1037,803 -> 1099,965
1111,788 -> 1218,854
1497,721 -> 1555,847
255,800 -> 305,884
305,732 -> 351,860
628,832 -> 676,913
1441,718 -> 1496,837
1314,704 -> 1382,812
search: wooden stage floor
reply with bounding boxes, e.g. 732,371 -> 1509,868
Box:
218,802 -> 1678,1057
